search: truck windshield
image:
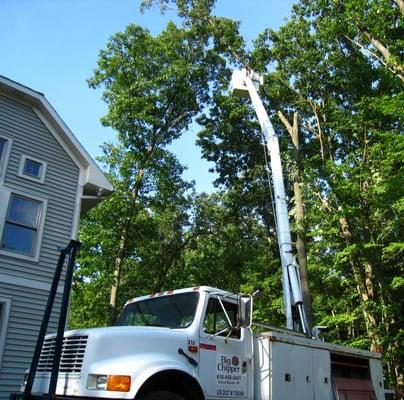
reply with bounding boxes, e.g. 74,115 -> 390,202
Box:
116,292 -> 199,329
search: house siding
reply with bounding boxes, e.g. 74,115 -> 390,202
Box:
0,94 -> 80,398
0,282 -> 62,399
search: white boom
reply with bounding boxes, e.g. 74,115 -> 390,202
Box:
230,68 -> 309,334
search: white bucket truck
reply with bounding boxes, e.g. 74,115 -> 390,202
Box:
22,286 -> 384,399
16,70 -> 387,399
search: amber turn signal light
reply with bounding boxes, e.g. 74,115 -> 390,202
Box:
188,345 -> 198,353
107,375 -> 131,392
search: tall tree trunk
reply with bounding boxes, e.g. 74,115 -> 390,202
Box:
109,224 -> 128,324
319,195 -> 381,349
277,110 -> 313,329
108,154 -> 151,322
108,133 -> 161,321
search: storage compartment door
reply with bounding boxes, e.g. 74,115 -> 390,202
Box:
292,345 -> 314,400
270,342 -> 294,400
313,349 -> 333,399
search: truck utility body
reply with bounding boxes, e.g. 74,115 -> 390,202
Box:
22,286 -> 384,400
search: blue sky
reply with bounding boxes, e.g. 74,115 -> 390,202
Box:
1,0 -> 295,192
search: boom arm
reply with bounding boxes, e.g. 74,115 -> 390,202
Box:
230,68 -> 309,334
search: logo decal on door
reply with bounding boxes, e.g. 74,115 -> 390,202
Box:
215,354 -> 246,397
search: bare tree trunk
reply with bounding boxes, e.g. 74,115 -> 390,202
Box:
360,29 -> 404,80
108,149 -> 152,323
109,224 -> 128,324
277,110 -> 313,329
350,13 -> 404,82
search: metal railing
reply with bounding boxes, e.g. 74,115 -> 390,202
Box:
19,239 -> 82,400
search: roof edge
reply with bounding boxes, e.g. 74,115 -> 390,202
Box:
0,75 -> 113,193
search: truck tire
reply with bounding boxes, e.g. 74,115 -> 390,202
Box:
142,391 -> 185,400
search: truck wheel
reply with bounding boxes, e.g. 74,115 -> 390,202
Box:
142,391 -> 185,400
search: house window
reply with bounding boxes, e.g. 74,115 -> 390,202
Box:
0,304 -> 3,331
24,158 -> 42,177
1,194 -> 42,256
18,155 -> 47,183
0,138 -> 6,161
0,299 -> 11,368
0,136 -> 11,178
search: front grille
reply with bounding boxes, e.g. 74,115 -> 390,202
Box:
38,335 -> 88,373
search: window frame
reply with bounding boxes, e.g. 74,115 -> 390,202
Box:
116,292 -> 200,329
0,298 -> 11,369
18,154 -> 47,184
202,295 -> 242,340
0,134 -> 13,185
0,189 -> 48,262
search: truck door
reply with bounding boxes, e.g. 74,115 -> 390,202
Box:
198,295 -> 252,399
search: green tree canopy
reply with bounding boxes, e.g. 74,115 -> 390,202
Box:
71,0 -> 403,387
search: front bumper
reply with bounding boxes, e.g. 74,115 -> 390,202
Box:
10,394 -> 121,400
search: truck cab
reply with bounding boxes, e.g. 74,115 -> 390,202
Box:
25,286 -> 253,400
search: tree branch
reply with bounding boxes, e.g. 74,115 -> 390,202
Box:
309,101 -> 326,163
344,32 -> 404,82
277,110 -> 293,134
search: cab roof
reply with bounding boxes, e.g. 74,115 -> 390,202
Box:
124,286 -> 235,306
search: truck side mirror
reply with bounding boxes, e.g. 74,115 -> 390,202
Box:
252,286 -> 264,299
239,295 -> 253,328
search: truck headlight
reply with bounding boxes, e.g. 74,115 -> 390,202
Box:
87,375 -> 107,390
87,375 -> 131,392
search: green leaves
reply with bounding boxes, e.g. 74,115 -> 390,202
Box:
391,276 -> 404,290
89,22 -> 211,151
